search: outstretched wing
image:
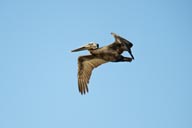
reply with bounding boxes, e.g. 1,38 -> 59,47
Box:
111,32 -> 134,59
111,32 -> 133,46
78,55 -> 107,94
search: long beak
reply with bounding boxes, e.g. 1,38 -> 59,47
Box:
71,44 -> 89,52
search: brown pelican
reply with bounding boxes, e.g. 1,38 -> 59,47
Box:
71,32 -> 134,95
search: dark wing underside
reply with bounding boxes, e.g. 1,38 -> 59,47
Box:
111,32 -> 134,59
111,32 -> 132,45
78,55 -> 107,94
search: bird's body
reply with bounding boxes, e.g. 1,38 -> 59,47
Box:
71,33 -> 134,94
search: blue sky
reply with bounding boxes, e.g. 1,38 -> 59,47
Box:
0,0 -> 192,128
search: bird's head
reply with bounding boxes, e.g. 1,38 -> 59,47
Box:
71,42 -> 99,52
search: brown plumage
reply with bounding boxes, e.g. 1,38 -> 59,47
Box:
78,55 -> 107,94
71,32 -> 134,95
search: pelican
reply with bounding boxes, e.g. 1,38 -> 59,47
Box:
71,32 -> 134,95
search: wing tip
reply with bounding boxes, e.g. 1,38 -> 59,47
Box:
78,80 -> 89,95
79,88 -> 89,95
111,32 -> 117,37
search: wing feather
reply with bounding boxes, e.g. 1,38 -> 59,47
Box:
78,55 -> 107,94
112,33 -> 132,45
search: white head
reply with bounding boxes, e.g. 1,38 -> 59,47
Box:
87,42 -> 99,50
71,42 -> 99,52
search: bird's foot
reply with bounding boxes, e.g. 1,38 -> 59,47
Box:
123,57 -> 132,62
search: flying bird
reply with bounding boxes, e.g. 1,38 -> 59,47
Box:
71,32 -> 134,95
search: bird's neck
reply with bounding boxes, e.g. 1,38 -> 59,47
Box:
88,49 -> 98,55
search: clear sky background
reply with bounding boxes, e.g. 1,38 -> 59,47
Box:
0,0 -> 192,128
